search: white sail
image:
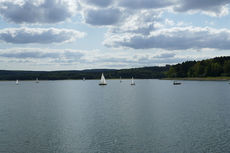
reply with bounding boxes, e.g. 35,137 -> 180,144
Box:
36,78 -> 39,83
16,80 -> 19,85
131,77 -> 135,85
101,73 -> 106,84
99,73 -> 107,85
120,77 -> 122,83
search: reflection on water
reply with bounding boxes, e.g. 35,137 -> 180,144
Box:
0,80 -> 230,153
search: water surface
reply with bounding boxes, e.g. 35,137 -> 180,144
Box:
0,80 -> 230,153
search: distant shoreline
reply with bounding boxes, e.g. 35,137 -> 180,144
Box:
163,77 -> 230,81
0,77 -> 230,81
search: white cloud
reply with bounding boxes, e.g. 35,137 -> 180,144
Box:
0,48 -> 192,69
109,10 -> 161,35
104,27 -> 230,50
0,27 -> 85,44
77,0 -> 230,53
165,19 -> 175,26
1,0 -> 230,70
0,47 -> 228,70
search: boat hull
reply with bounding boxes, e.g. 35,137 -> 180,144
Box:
99,83 -> 107,86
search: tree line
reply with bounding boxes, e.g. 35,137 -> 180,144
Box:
0,66 -> 170,80
167,56 -> 230,78
0,56 -> 229,80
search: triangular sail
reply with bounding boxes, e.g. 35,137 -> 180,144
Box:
100,73 -> 106,84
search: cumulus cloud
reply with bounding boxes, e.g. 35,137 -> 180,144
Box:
118,0 -> 174,9
79,0 -> 163,26
174,0 -> 229,17
0,48 -> 86,70
1,0 -> 229,26
78,0 -> 230,28
0,27 -> 85,44
83,0 -> 114,7
109,10 -> 161,35
77,0 -> 230,53
0,51 -> 60,59
0,0 -> 77,24
154,53 -> 176,58
117,0 -> 230,16
0,48 -> 84,59
84,8 -> 122,26
104,27 -> 230,50
0,48 -> 222,70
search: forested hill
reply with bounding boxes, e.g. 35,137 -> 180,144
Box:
1,56 -> 230,80
167,56 -> 230,78
0,66 -> 170,80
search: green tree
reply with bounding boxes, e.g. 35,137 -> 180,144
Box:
210,63 -> 222,76
167,67 -> 177,78
223,60 -> 230,76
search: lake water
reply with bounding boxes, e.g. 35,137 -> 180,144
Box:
0,80 -> 230,153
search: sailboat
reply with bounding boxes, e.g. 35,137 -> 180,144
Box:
120,77 -> 122,83
83,77 -> 85,81
173,81 -> 181,85
99,73 -> 107,85
36,78 -> 39,83
16,80 -> 19,85
131,77 -> 135,85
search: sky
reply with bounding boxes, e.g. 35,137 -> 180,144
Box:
0,0 -> 230,70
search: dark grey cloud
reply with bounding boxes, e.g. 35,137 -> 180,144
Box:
117,0 -> 229,16
81,0 -> 230,27
0,28 -> 85,44
84,0 -> 114,7
0,0 -> 76,24
84,8 -> 122,25
0,51 -> 60,59
175,0 -> 229,14
1,0 -> 229,27
105,27 -> 230,50
0,49 -> 84,60
118,0 -> 173,9
154,53 -> 176,58
110,22 -> 156,35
